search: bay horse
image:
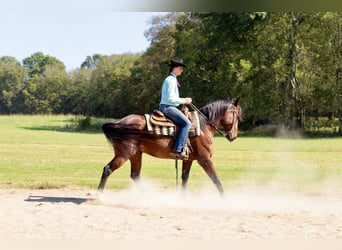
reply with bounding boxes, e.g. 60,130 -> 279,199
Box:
97,98 -> 242,195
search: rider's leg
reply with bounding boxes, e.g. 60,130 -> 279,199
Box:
162,106 -> 191,153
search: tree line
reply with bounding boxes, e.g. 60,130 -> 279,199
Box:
0,12 -> 341,134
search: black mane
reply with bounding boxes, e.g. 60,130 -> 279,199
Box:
198,99 -> 233,128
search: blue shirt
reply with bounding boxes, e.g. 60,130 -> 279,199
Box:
159,73 -> 184,106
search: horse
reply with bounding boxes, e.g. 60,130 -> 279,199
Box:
97,98 -> 242,195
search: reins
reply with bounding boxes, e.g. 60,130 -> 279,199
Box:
188,103 -> 227,137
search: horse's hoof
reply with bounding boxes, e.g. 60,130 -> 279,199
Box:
96,190 -> 105,202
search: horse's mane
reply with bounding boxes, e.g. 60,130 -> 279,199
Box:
198,99 -> 234,128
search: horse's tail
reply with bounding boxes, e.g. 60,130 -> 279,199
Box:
102,121 -> 148,145
102,122 -> 117,144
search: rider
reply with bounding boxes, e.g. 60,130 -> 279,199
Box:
159,58 -> 192,159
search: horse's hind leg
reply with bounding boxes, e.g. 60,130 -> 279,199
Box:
129,152 -> 142,183
97,156 -> 127,193
181,160 -> 193,192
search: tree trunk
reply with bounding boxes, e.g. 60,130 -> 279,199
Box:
287,13 -> 303,131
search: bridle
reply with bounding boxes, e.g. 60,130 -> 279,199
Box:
224,106 -> 239,141
188,103 -> 239,140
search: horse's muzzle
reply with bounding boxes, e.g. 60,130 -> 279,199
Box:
226,132 -> 236,142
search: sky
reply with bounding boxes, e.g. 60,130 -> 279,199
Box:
1,0 -> 164,71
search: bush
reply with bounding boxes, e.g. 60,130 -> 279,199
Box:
304,117 -> 339,136
69,116 -> 106,131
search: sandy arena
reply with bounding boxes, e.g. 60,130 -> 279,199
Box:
0,182 -> 341,239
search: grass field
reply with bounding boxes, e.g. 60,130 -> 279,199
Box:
0,115 -> 341,192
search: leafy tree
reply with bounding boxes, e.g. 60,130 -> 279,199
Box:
246,13 -> 334,130
128,13 -> 181,114
319,13 -> 342,134
0,57 -> 27,113
23,52 -> 65,76
174,12 -> 261,110
85,53 -> 140,117
66,68 -> 93,114
21,52 -> 68,113
80,54 -> 104,69
0,56 -> 21,66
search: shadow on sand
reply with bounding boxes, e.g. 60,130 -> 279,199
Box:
25,195 -> 95,205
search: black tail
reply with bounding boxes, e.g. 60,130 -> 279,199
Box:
102,122 -> 151,144
102,122 -> 117,144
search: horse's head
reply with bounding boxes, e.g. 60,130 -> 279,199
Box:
220,98 -> 242,142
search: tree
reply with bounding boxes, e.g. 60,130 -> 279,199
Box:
250,13 -> 323,130
66,68 -> 93,114
80,54 -> 104,69
86,53 -> 140,117
21,52 -> 68,113
0,57 -> 27,113
0,56 -> 21,66
128,13 -> 181,114
23,52 -> 66,76
324,13 -> 342,134
174,12 -> 261,111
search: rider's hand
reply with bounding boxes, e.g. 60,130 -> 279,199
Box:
183,97 -> 192,104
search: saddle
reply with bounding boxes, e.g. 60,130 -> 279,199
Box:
150,110 -> 174,127
144,109 -> 200,137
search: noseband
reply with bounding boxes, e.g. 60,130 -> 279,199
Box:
224,106 -> 239,141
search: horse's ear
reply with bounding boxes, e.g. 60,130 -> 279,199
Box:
234,97 -> 240,107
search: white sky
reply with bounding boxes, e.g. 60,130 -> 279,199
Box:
0,0 -> 165,70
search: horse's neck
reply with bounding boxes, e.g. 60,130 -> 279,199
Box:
199,126 -> 215,147
204,115 -> 221,135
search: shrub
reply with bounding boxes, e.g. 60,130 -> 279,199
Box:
69,116 -> 106,131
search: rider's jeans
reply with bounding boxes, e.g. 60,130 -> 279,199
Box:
159,104 -> 191,152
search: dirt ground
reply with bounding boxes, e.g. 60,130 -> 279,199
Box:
0,183 -> 341,239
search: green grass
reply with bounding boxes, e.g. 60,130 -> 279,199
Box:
0,115 -> 341,192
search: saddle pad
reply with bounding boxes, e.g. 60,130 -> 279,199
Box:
144,111 -> 201,137
145,114 -> 176,136
190,111 -> 201,137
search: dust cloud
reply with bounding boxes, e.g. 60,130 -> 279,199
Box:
97,180 -> 342,214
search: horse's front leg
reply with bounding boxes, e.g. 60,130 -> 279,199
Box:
198,158 -> 224,195
181,160 -> 193,191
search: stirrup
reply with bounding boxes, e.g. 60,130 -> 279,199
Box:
170,150 -> 189,160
